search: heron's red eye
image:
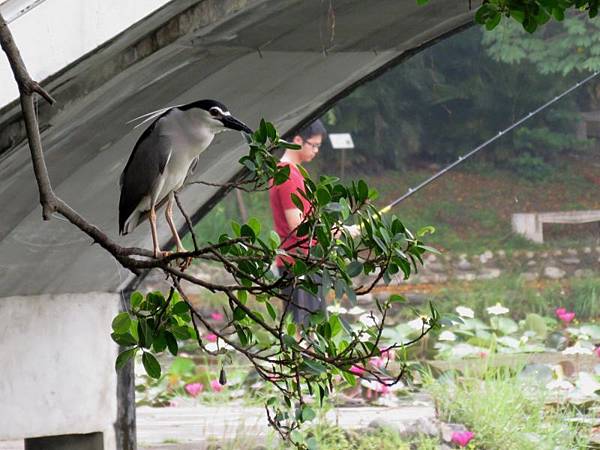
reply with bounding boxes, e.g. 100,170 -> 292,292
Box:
209,108 -> 219,117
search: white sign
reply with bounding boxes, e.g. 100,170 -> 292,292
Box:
329,133 -> 354,149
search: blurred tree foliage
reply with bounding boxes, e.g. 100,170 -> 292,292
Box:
323,15 -> 597,179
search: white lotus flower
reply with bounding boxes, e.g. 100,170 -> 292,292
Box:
205,339 -> 233,353
359,313 -> 380,328
486,302 -> 509,315
438,330 -> 457,341
408,317 -> 427,331
455,306 -> 474,318
546,379 -> 575,391
327,304 -> 348,314
576,372 -> 600,396
348,306 -> 366,315
205,342 -> 219,352
562,341 -> 593,355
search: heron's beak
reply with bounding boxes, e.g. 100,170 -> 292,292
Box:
221,115 -> 252,134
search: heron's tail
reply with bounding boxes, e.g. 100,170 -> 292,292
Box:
120,210 -> 141,235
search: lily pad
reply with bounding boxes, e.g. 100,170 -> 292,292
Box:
524,313 -> 547,339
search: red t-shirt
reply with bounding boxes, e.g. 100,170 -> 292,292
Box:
269,162 -> 312,267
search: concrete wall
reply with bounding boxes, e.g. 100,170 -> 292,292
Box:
0,292 -> 120,449
0,0 -> 171,107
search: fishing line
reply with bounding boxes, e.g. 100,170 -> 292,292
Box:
378,70 -> 600,215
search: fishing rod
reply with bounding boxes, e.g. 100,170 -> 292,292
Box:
377,70 -> 600,215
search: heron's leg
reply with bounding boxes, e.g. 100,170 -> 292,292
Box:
165,193 -> 185,253
149,204 -> 162,258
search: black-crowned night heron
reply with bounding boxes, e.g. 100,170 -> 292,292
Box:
119,99 -> 252,257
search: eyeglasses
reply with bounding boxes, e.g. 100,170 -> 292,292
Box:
302,138 -> 322,149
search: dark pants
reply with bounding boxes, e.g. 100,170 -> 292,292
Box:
279,269 -> 325,326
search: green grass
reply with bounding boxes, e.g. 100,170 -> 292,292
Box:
425,368 -> 591,450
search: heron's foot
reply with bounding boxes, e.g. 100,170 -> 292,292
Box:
154,249 -> 172,259
177,254 -> 193,271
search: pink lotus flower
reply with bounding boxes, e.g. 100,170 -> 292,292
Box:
210,312 -> 224,321
377,383 -> 390,395
451,430 -> 474,447
555,307 -> 567,318
205,333 -> 218,342
380,349 -> 395,361
349,365 -> 366,375
184,382 -> 203,397
370,357 -> 386,368
558,312 -> 575,324
210,379 -> 224,392
595,347 -> 600,358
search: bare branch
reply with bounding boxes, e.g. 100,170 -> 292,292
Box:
0,15 -> 55,104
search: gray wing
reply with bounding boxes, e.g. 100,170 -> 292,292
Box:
119,123 -> 171,234
182,155 -> 200,185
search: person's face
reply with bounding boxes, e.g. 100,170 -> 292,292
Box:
293,134 -> 322,162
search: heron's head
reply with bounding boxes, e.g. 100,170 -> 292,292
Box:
190,99 -> 252,135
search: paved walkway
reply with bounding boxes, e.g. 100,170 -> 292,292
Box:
138,399 -> 434,449
0,399 -> 435,450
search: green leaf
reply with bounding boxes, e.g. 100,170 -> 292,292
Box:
165,331 -> 178,355
240,224 -> 256,240
231,220 -> 241,236
112,312 -> 132,334
278,139 -> 301,150
171,301 -> 189,316
115,347 -> 137,370
268,230 -> 281,250
357,179 -> 369,201
290,430 -> 304,444
290,193 -> 304,211
329,314 -> 343,337
152,332 -> 167,353
130,292 -> 143,309
510,8 -> 525,23
273,165 -> 290,185
287,322 -> 297,336
235,324 -> 249,346
171,325 -> 191,340
346,261 -> 363,277
417,225 -> 435,237
142,352 -> 162,379
551,7 -> 564,21
265,121 -> 277,141
389,294 -> 406,303
302,358 -> 327,375
248,217 -> 261,236
266,302 -> 277,321
302,405 -> 316,422
111,332 -> 138,346
147,292 -> 165,308
485,12 -> 501,30
316,187 -> 331,205
233,306 -> 247,321
293,259 -> 308,276
138,320 -> 154,348
283,334 -> 301,351
341,370 -> 357,386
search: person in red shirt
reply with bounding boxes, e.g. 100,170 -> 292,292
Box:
269,120 -> 327,325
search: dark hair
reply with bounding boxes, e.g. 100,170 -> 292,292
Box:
297,119 -> 327,140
